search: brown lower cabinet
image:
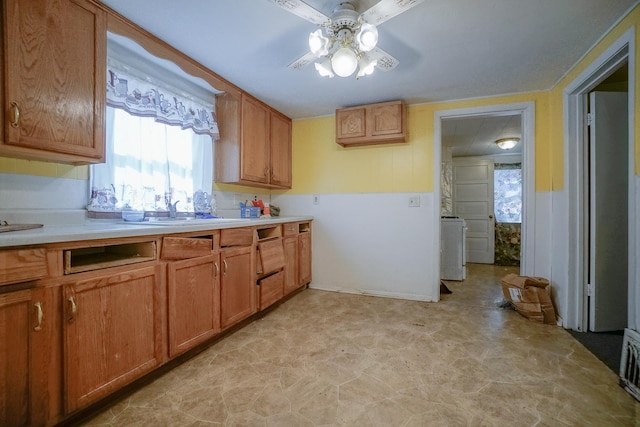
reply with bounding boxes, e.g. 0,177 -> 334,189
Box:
0,286 -> 62,426
298,232 -> 312,286
63,264 -> 163,414
0,220 -> 311,425
167,254 -> 220,358
283,236 -> 298,295
220,246 -> 256,329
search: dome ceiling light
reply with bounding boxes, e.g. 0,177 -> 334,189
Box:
270,0 -> 425,79
495,137 -> 520,150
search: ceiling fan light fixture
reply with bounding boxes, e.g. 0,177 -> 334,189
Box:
495,137 -> 520,150
315,57 -> 335,78
309,29 -> 330,56
356,22 -> 378,52
356,55 -> 377,78
331,47 -> 358,77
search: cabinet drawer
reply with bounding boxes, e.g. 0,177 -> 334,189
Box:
257,239 -> 285,275
282,222 -> 298,237
0,248 -> 47,286
221,228 -> 254,247
258,270 -> 284,310
162,237 -> 213,260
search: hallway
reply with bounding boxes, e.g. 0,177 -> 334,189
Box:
81,264 -> 639,426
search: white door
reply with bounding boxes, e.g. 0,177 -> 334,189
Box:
453,159 -> 494,264
588,91 -> 628,332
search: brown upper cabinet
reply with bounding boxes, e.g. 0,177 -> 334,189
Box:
336,100 -> 406,147
1,0 -> 107,164
215,93 -> 292,189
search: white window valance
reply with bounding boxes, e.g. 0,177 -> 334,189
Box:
106,56 -> 220,139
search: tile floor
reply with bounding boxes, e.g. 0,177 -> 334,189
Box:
82,264 -> 640,426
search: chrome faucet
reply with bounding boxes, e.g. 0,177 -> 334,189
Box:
167,200 -> 179,218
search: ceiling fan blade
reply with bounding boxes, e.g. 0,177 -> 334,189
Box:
368,46 -> 399,71
267,0 -> 330,25
288,51 -> 317,70
360,0 -> 425,25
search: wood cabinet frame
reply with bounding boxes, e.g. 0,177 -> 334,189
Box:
215,92 -> 292,189
336,100 -> 406,147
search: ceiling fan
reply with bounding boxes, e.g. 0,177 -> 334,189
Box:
269,0 -> 424,78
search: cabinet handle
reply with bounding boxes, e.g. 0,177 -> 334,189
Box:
10,101 -> 20,128
223,259 -> 228,275
264,166 -> 269,177
68,296 -> 77,322
214,261 -> 220,277
34,302 -> 43,332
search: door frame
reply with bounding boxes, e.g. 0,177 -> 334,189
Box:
564,27 -> 636,331
433,102 -> 536,298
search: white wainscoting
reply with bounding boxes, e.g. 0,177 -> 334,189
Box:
272,192 -> 438,301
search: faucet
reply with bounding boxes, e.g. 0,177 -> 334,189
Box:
167,200 -> 179,218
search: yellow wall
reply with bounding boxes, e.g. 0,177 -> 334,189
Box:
288,3 -> 640,195
287,92 -> 550,194
2,4 -> 639,194
547,3 -> 640,184
0,157 -> 88,179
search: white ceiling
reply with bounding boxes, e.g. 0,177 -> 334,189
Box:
99,0 -> 637,121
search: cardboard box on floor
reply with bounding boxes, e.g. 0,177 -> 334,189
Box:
501,274 -> 557,324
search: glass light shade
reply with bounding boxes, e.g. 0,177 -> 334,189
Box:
331,47 -> 358,77
356,56 -> 377,78
309,29 -> 330,56
356,23 -> 378,52
495,137 -> 520,150
315,58 -> 334,78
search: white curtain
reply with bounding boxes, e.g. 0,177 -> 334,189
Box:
89,107 -> 213,212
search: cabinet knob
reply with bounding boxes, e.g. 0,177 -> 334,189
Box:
10,101 -> 20,128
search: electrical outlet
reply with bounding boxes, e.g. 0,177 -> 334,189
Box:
409,196 -> 420,207
313,195 -> 319,205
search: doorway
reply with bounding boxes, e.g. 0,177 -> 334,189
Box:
587,83 -> 628,332
565,28 -> 636,332
433,102 -> 536,298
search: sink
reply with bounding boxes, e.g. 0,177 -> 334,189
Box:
124,217 -> 250,226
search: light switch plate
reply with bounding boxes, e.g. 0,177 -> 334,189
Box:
409,196 -> 420,207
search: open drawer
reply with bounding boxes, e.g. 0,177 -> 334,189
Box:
256,226 -> 284,275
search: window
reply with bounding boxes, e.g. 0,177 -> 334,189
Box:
494,163 -> 522,223
88,33 -> 221,214
89,107 -> 213,213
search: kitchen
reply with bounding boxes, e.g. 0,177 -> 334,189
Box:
1,0 -> 640,425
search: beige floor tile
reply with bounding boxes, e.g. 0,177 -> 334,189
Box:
80,263 -> 640,426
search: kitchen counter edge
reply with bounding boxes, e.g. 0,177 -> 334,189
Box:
0,216 -> 314,248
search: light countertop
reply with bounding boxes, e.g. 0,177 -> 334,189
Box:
0,215 -> 313,248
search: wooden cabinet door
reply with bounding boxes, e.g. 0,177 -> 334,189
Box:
283,237 -> 298,295
167,255 -> 219,358
0,289 -> 32,425
336,107 -> 366,141
3,0 -> 106,163
270,111 -> 292,188
0,287 -> 61,426
220,246 -> 255,329
368,102 -> 404,137
240,95 -> 270,184
298,233 -> 312,286
63,265 -> 162,413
